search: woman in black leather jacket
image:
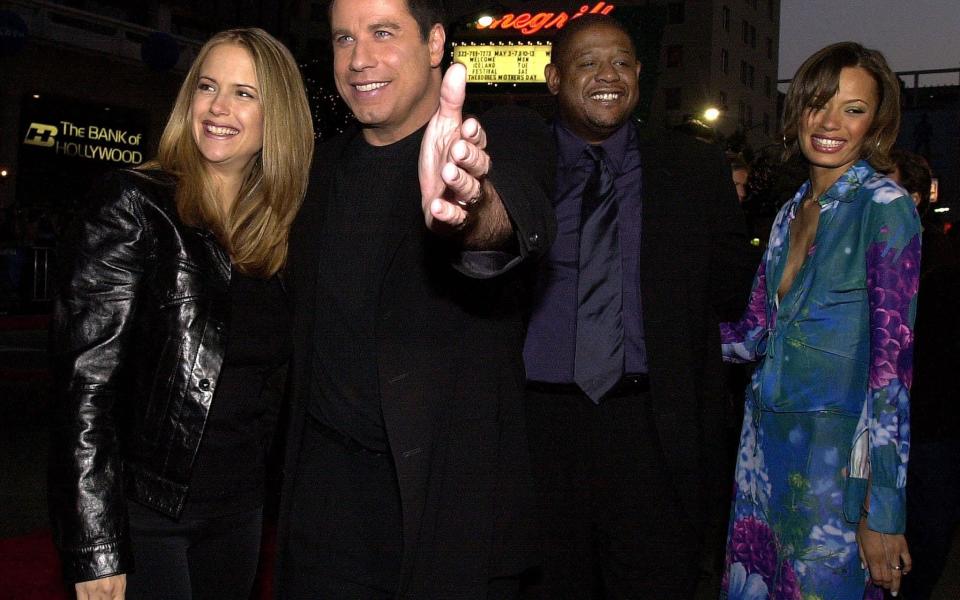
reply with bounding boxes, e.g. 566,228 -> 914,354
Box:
49,28 -> 313,599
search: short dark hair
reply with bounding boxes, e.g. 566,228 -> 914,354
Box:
405,0 -> 446,40
890,148 -> 932,211
782,42 -> 901,171
329,0 -> 445,42
549,14 -> 635,67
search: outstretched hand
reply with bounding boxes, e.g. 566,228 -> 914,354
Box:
418,62 -> 492,233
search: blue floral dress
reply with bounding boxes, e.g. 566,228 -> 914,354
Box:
719,161 -> 921,600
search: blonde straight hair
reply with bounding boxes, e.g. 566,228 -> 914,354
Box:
141,28 -> 314,277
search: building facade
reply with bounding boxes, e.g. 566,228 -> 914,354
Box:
649,0 -> 780,148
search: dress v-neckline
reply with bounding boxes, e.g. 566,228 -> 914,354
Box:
775,194 -> 821,307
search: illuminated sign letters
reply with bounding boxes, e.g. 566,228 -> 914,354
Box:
23,122 -> 58,148
22,118 -> 144,164
477,2 -> 615,35
454,45 -> 553,83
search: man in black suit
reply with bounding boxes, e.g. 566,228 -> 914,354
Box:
275,0 -> 555,598
522,15 -> 752,599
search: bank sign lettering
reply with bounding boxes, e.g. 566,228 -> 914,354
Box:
23,120 -> 144,164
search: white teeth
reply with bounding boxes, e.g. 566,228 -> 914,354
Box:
813,137 -> 844,148
591,92 -> 620,101
206,124 -> 238,136
356,82 -> 388,92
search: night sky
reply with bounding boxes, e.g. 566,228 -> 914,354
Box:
779,0 -> 960,86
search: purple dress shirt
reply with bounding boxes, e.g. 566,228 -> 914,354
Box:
524,121 -> 647,383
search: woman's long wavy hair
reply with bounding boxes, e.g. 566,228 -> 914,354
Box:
781,42 -> 901,172
140,28 -> 314,277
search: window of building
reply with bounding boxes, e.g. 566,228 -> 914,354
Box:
740,22 -> 757,48
738,99 -> 746,128
766,37 -> 773,59
665,87 -> 683,110
764,75 -> 771,98
666,44 -> 683,68
746,104 -> 754,128
718,91 -> 728,110
740,62 -> 755,88
668,2 -> 685,24
763,112 -> 771,135
720,48 -> 729,74
722,5 -> 731,31
768,0 -> 775,21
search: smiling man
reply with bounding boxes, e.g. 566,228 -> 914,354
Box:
276,0 -> 555,597
521,15 -> 754,598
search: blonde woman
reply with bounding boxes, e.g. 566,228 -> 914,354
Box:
49,28 -> 312,599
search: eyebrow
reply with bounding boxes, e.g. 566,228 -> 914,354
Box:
331,19 -> 402,38
368,20 -> 402,32
572,47 -> 634,59
197,75 -> 259,92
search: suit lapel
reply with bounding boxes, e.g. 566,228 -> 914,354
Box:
373,133 -> 425,293
291,131 -> 354,349
637,125 -> 676,306
635,126 -> 688,410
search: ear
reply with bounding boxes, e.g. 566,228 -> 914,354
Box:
545,63 -> 560,96
635,61 -> 642,78
910,191 -> 922,207
428,23 -> 445,68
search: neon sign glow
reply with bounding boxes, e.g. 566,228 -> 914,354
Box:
476,2 -> 616,36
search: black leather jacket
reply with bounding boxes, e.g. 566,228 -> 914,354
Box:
49,170 -> 234,583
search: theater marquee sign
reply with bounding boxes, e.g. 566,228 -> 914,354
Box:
454,2 -> 616,84
453,44 -> 552,83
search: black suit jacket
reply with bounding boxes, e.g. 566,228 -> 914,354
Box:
629,124 -> 753,533
279,108 -> 556,599
534,122 -> 752,535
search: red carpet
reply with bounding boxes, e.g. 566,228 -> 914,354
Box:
0,527 -> 276,599
0,530 -> 68,600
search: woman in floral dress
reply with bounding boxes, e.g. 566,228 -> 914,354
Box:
720,42 -> 920,600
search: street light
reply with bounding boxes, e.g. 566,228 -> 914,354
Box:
703,106 -> 721,122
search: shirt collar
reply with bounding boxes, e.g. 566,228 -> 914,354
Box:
555,120 -> 634,174
794,159 -> 875,210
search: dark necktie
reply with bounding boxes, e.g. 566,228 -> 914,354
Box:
574,145 -> 624,403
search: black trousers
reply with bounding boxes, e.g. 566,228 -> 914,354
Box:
279,416 -> 523,600
522,385 -> 700,600
279,417 -> 404,599
125,502 -> 263,600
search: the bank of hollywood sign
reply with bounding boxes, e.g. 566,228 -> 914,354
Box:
475,2 -> 616,36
